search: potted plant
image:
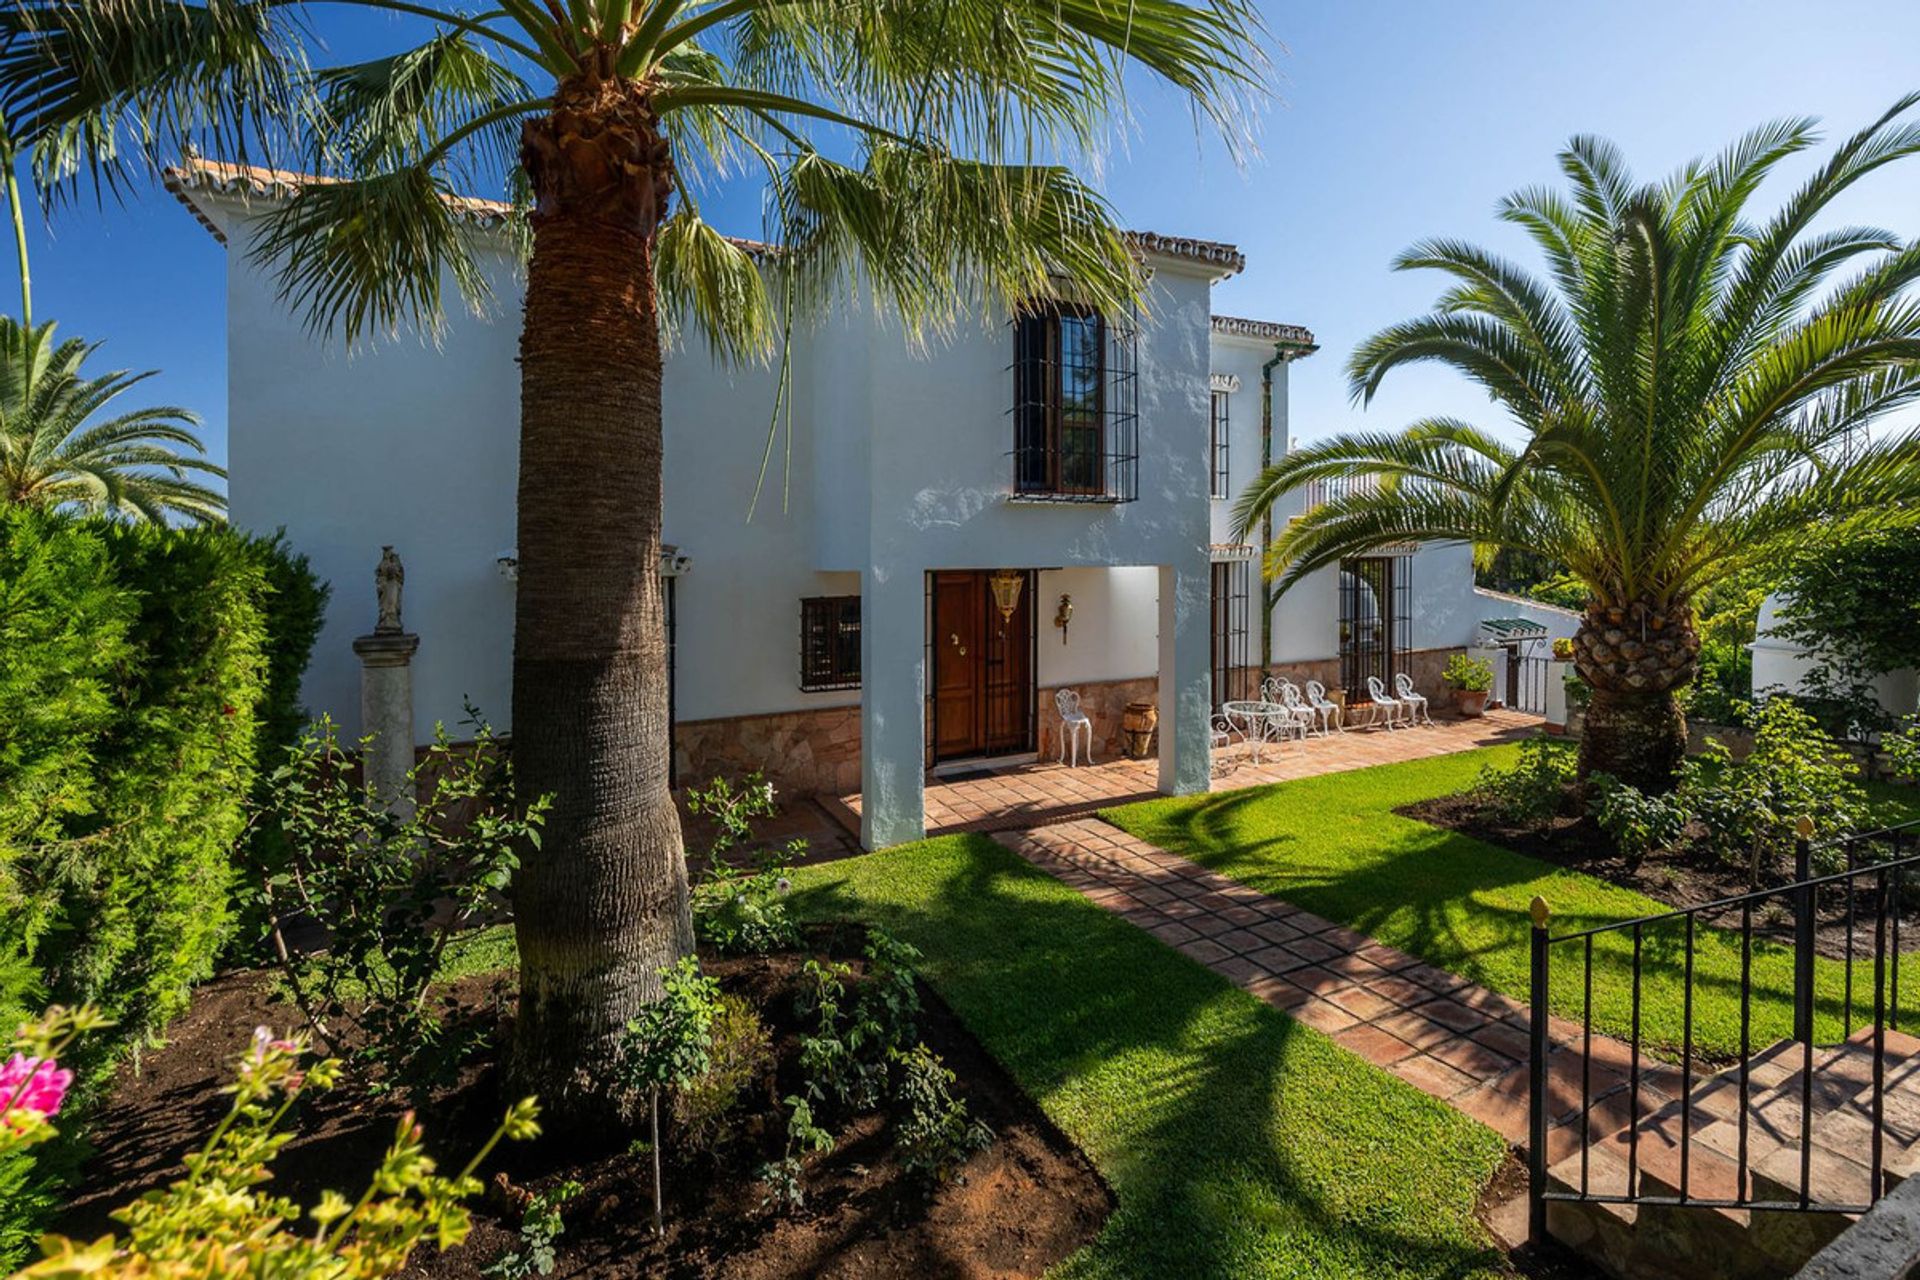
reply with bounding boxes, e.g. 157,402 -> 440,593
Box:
1443,653 -> 1495,718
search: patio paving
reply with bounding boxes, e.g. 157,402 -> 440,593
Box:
992,817 -> 1691,1241
830,708 -> 1542,839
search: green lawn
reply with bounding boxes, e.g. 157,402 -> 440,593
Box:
790,833 -> 1511,1280
1104,743 -> 1920,1062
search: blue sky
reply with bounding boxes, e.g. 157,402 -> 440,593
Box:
15,0 -> 1920,477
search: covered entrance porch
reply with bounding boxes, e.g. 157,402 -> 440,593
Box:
857,560 -> 1213,851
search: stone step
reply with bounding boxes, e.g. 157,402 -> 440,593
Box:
1537,1031 -> 1920,1277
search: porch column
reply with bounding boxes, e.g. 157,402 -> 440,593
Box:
1157,562 -> 1211,795
860,565 -> 926,849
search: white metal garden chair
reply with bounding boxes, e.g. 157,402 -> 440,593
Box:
1257,677 -> 1315,741
1209,714 -> 1242,776
1304,680 -> 1343,735
1394,672 -> 1433,726
1364,675 -> 1410,730
1055,688 -> 1095,767
1275,680 -> 1323,739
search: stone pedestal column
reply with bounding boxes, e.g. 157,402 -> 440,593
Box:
352,630 -> 420,817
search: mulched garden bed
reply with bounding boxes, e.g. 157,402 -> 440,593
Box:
57,930 -> 1111,1280
1406,791 -> 1920,959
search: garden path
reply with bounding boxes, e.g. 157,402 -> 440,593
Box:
992,819 -> 1680,1245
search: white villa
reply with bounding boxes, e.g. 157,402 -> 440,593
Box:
170,157 -> 1565,848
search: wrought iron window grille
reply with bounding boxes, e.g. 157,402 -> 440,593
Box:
1210,390 -> 1231,500
799,595 -> 861,692
1007,301 -> 1139,503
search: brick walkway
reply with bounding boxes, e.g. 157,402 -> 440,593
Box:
993,820 -> 1689,1174
831,709 -> 1540,838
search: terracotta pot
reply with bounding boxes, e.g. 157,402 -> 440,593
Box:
1454,689 -> 1489,719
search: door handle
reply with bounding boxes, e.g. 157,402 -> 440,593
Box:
950,632 -> 967,656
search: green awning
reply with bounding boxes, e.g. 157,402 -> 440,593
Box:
1480,617 -> 1550,642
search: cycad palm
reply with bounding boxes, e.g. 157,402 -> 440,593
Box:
1235,101 -> 1920,792
0,0 -> 1263,1109
0,317 -> 224,523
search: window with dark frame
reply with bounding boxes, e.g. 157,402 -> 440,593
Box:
1210,390 -> 1231,499
799,596 -> 861,691
1210,559 -> 1250,708
1014,303 -> 1107,495
1338,555 -> 1412,702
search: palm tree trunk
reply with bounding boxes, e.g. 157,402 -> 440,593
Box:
1578,686 -> 1688,791
509,84 -> 690,1122
1572,598 -> 1699,793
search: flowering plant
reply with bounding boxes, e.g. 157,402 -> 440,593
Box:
0,1005 -> 109,1158
13,1023 -> 539,1279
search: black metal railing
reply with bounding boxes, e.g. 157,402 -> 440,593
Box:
1528,819 -> 1920,1244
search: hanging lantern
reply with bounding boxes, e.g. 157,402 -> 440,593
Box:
988,569 -> 1025,622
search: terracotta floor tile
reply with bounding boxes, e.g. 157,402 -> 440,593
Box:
1333,1023 -> 1420,1067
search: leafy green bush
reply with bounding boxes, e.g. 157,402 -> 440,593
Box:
1442,652 -> 1494,692
1684,637 -> 1751,726
1588,773 -> 1689,862
1587,700 -> 1882,883
484,1180 -> 581,1279
889,1043 -> 992,1187
0,509 -> 326,1049
1685,699 -> 1877,881
1888,719 -> 1920,787
0,510 -> 326,1266
1470,737 -> 1577,823
672,993 -> 772,1154
249,713 -> 545,1097
685,773 -> 802,955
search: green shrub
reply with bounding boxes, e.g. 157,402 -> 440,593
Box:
249,714 -> 543,1097
0,509 -> 326,1266
1588,773 -> 1689,862
1889,719 -> 1920,787
1442,652 -> 1494,692
1684,638 -> 1751,726
1685,699 -> 1878,881
685,773 -> 802,955
1470,737 -> 1577,823
889,1043 -> 992,1187
672,993 -> 772,1153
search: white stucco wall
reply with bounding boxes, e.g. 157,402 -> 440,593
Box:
1752,594 -> 1919,716
204,178 -> 1242,845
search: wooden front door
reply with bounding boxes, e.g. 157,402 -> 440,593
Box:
930,571 -> 1035,764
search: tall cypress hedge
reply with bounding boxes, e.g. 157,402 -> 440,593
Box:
0,507 -> 327,1048
0,509 -> 326,1261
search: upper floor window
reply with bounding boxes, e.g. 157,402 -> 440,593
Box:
1010,301 -> 1138,502
799,596 -> 861,691
1210,390 -> 1231,499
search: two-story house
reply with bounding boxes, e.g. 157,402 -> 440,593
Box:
169,157 -> 1550,849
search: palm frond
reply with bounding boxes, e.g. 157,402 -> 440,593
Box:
0,0 -> 303,197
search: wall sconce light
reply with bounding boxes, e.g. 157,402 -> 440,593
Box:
1054,593 -> 1073,644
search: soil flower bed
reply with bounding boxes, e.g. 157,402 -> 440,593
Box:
56,929 -> 1109,1280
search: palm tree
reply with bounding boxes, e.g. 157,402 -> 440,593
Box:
0,316 -> 224,521
0,0 -> 1264,1114
1235,101 -> 1920,793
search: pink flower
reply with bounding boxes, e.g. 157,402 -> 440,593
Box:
0,1054 -> 72,1118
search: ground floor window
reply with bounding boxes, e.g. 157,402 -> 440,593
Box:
1211,559 -> 1251,709
1339,554 -> 1412,702
800,595 -> 862,692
